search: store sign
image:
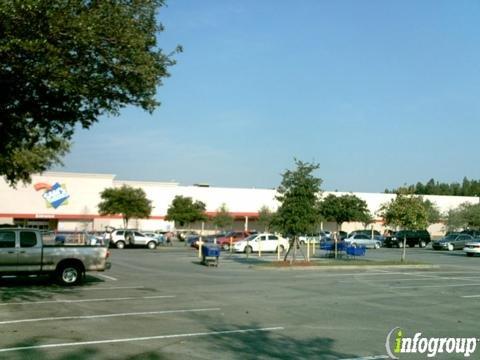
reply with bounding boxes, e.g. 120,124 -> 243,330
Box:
34,182 -> 70,209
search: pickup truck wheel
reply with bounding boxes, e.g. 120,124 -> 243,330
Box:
397,242 -> 404,248
276,245 -> 285,253
57,264 -> 82,286
374,242 -> 380,249
419,240 -> 427,248
245,246 -> 252,254
147,241 -> 157,250
222,244 -> 230,251
116,241 -> 125,249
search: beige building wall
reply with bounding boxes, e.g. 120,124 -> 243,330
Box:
0,172 -> 478,235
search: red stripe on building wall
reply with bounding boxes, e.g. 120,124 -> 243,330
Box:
0,212 -> 260,221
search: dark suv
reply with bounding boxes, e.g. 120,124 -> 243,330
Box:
384,230 -> 431,248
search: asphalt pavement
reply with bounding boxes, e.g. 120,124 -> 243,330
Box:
0,243 -> 479,359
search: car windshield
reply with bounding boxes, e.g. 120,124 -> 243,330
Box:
443,234 -> 458,241
242,234 -> 258,242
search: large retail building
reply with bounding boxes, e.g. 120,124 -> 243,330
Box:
0,171 -> 478,236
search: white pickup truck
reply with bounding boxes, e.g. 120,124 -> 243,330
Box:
0,228 -> 111,285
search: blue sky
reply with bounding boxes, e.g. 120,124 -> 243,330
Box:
55,0 -> 480,192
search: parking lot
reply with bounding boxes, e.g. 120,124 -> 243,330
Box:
0,244 -> 479,359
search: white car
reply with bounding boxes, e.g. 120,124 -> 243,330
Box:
233,233 -> 289,254
464,241 -> 480,257
105,229 -> 158,249
344,234 -> 381,249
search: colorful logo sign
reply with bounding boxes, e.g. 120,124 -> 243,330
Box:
34,182 -> 70,209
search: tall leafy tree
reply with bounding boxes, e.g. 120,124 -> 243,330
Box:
98,185 -> 152,228
319,194 -> 371,231
165,196 -> 207,227
0,0 -> 181,185
274,160 -> 322,262
447,202 -> 480,231
379,193 -> 429,262
257,206 -> 275,232
211,203 -> 234,231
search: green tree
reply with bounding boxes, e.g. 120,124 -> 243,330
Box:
446,206 -> 467,232
448,203 -> 480,230
423,199 -> 441,224
98,185 -> 152,228
165,196 -> 207,227
319,194 -> 371,231
257,206 -> 275,232
379,194 -> 429,262
211,203 -> 234,231
274,160 -> 322,262
0,0 -> 181,186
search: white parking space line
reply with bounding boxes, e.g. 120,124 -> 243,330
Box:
0,327 -> 285,353
341,276 -> 480,283
0,308 -> 221,325
461,295 -> 480,298
0,295 -> 176,306
96,274 -> 118,281
76,286 -> 145,291
341,356 -> 389,360
391,283 -> 480,289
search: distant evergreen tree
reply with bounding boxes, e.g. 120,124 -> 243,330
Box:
385,177 -> 480,197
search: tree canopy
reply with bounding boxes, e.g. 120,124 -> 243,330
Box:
257,205 -> 275,232
379,194 -> 429,231
211,203 -> 234,231
385,177 -> 480,197
0,0 -> 180,185
98,185 -> 152,228
319,194 -> 371,229
165,196 -> 207,227
447,202 -> 480,231
274,160 -> 322,237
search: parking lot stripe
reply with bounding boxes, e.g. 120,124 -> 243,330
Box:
341,276 -> 480,283
96,274 -> 118,281
0,326 -> 285,353
341,356 -> 389,360
461,295 -> 480,298
0,308 -> 221,325
75,286 -> 145,291
0,295 -> 176,306
391,283 -> 480,289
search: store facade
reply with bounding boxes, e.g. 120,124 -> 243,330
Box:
0,172 -> 478,236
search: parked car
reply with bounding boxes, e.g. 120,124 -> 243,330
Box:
299,232 -> 323,245
463,240 -> 480,257
344,234 -> 382,249
105,229 -> 159,249
233,233 -> 289,254
143,232 -> 166,246
191,233 -> 225,249
432,233 -> 474,251
461,229 -> 480,237
383,230 -> 431,248
217,231 -> 254,251
0,228 -> 111,285
348,230 -> 381,238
